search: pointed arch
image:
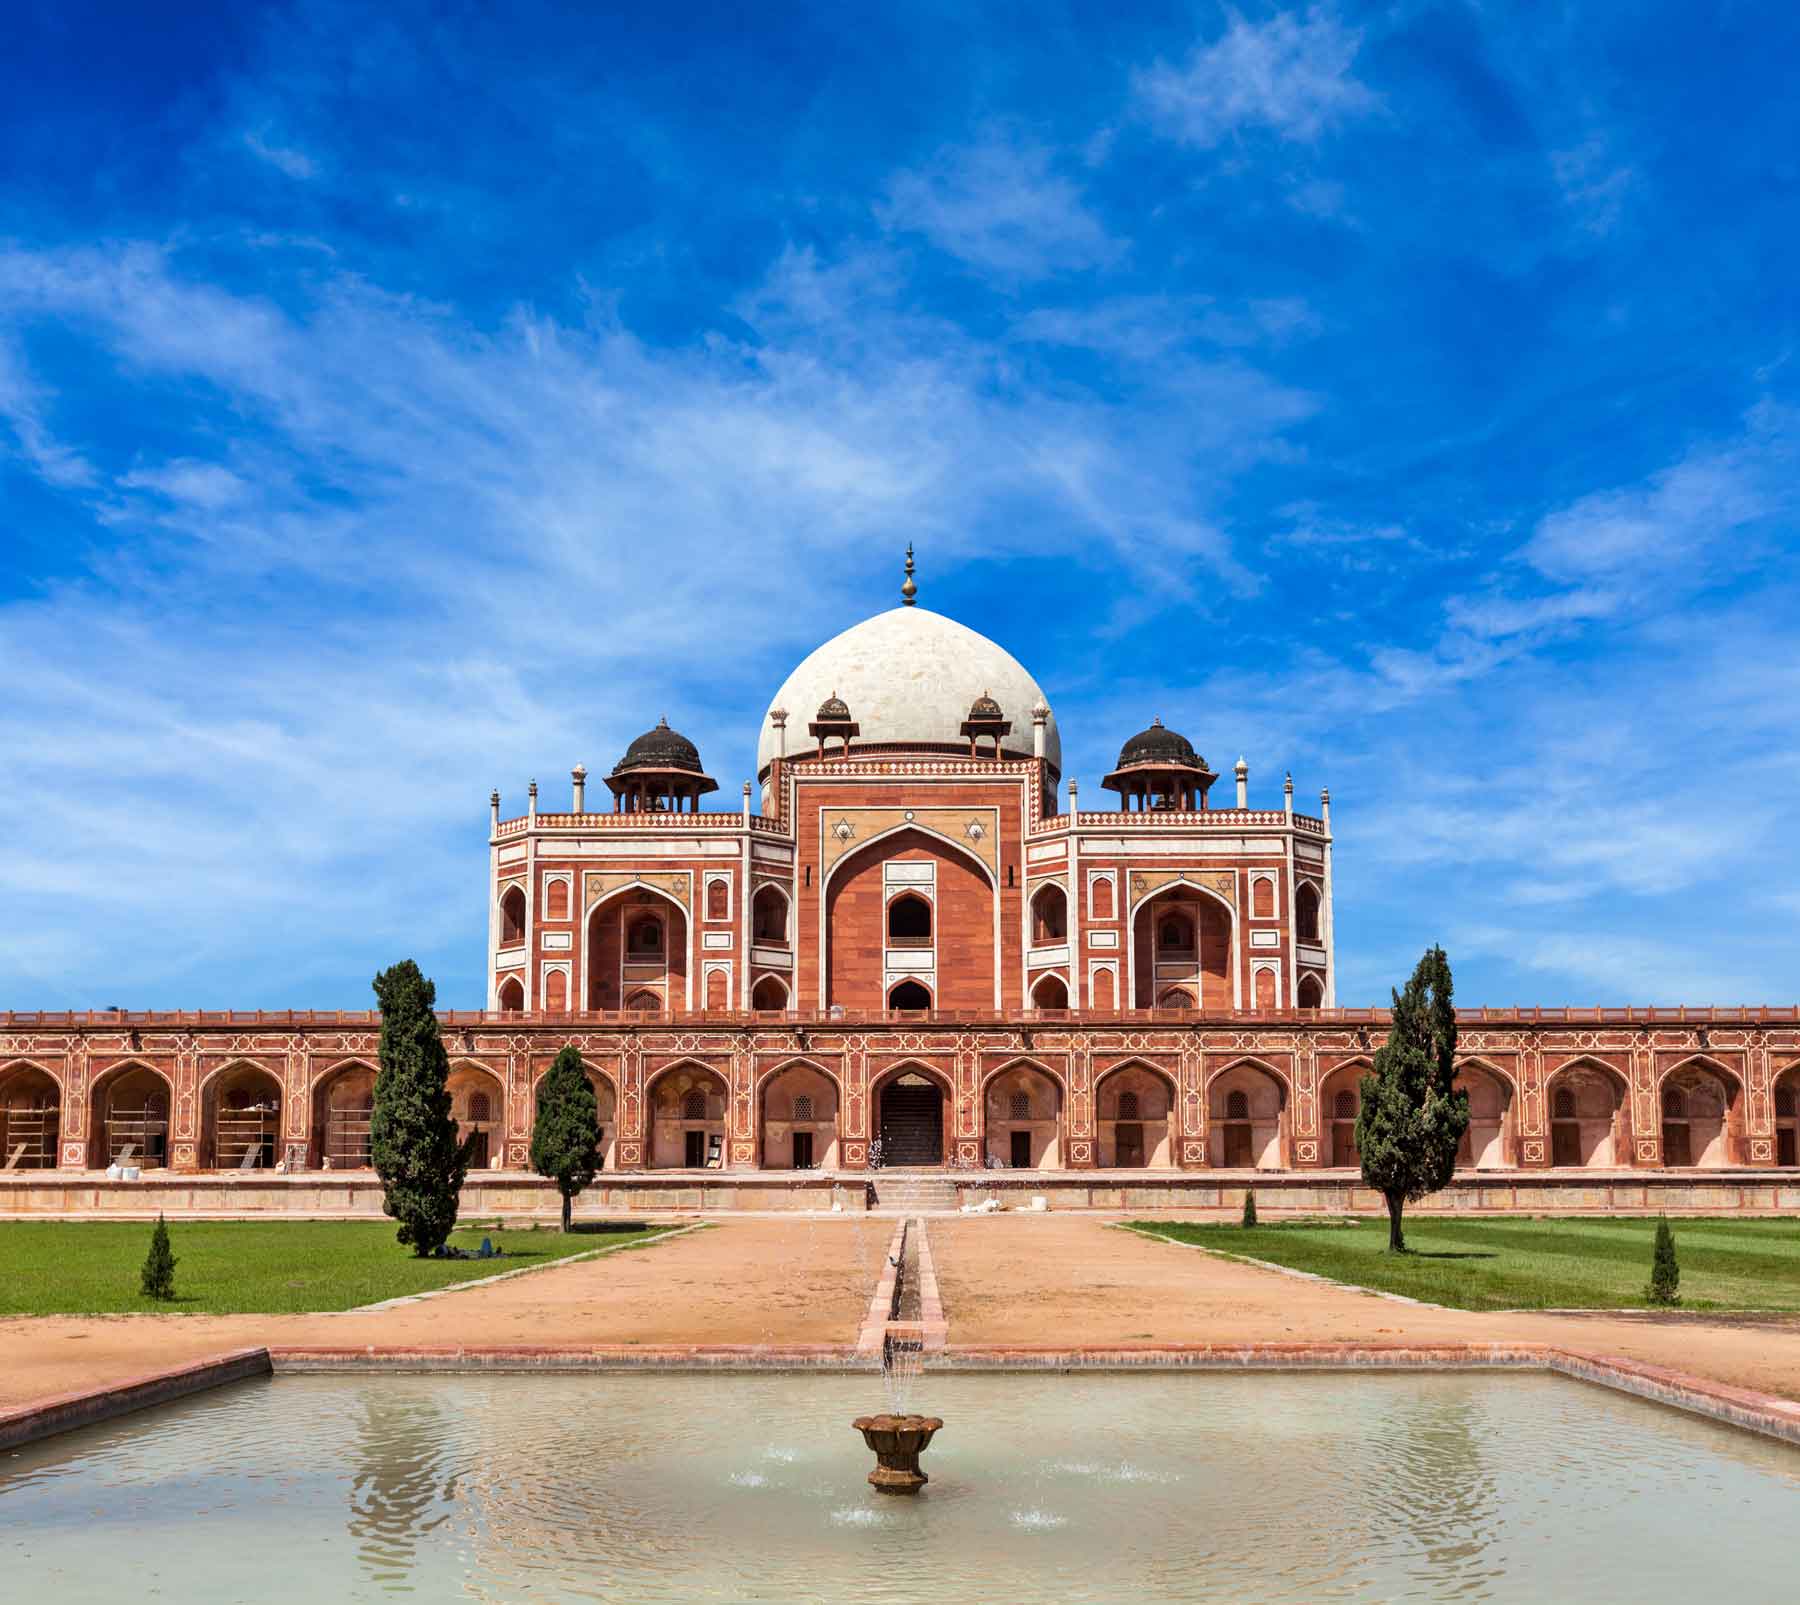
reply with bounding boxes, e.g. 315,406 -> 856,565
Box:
1656,1054 -> 1742,1168
820,819 -> 999,894
88,1060 -> 173,1170
1094,1059 -> 1176,1170
1030,971 -> 1070,1010
312,1058 -> 378,1169
1127,876 -> 1239,1012
870,1060 -> 954,1169
1208,1057 -> 1288,1169
1544,1056 -> 1629,1168
0,1060 -> 62,1171
758,1058 -> 841,1169
644,1060 -> 729,1169
984,1057 -> 1064,1169
584,880 -> 692,1012
201,1059 -> 283,1170
750,974 -> 791,1011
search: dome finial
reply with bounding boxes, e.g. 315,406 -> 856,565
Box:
901,543 -> 917,606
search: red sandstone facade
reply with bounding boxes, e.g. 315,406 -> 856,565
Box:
4,582 -> 1799,1191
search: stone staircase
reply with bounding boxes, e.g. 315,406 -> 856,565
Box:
869,1171 -> 961,1214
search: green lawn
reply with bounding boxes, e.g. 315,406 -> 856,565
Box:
0,1220 -> 678,1316
1125,1217 -> 1800,1312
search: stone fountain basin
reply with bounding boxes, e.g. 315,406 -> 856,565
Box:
852,1411 -> 944,1492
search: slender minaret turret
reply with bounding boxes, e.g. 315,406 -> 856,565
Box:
1235,756 -> 1248,809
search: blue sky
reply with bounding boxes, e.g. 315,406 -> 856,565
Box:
3,1 -> 1797,1010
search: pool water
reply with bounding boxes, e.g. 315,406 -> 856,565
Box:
3,1371 -> 1797,1602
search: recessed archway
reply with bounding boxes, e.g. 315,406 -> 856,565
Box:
1318,1061 -> 1367,1169
1455,1062 -> 1514,1169
448,1063 -> 506,1171
1659,1060 -> 1740,1168
984,1063 -> 1062,1169
527,1061 -> 618,1172
1030,972 -> 1069,1010
1545,1060 -> 1627,1168
752,885 -> 790,946
0,1063 -> 61,1171
1132,884 -> 1233,1009
647,1064 -> 728,1169
201,1063 -> 282,1170
759,1062 -> 840,1170
497,976 -> 525,1013
584,884 -> 690,1011
751,975 -> 790,1011
90,1063 -> 171,1170
873,1065 -> 949,1168
1094,1062 -> 1175,1169
1030,883 -> 1067,944
313,1062 -> 377,1170
1777,1062 -> 1800,1167
1208,1061 -> 1287,1170
1297,972 -> 1325,1009
888,979 -> 933,1011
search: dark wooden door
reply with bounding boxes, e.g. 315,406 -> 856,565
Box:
880,1081 -> 943,1165
1010,1130 -> 1032,1169
1551,1122 -> 1581,1167
1115,1122 -> 1144,1168
792,1130 -> 814,1170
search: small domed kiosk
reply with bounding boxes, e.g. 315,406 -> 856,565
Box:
605,718 -> 718,813
1102,719 -> 1218,812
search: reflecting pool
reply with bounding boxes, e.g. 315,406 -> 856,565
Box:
5,1372 -> 1798,1602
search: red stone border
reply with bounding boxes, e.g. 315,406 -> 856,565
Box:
856,1219 -> 908,1353
913,1220 -> 948,1350
6,1340 -> 1800,1455
0,1347 -> 272,1453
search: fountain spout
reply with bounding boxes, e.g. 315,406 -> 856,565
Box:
851,1414 -> 943,1495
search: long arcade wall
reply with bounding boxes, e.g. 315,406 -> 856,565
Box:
4,1006 -> 1798,1183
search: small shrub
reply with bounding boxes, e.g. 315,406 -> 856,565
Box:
1647,1217 -> 1680,1305
1242,1189 -> 1258,1228
140,1214 -> 177,1301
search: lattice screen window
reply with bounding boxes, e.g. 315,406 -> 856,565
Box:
1118,1090 -> 1140,1121
1334,1091 -> 1355,1119
794,1094 -> 814,1122
682,1089 -> 707,1120
1009,1091 -> 1031,1121
1225,1090 -> 1249,1120
1553,1088 -> 1576,1119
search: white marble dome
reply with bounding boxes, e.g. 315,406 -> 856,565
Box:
758,607 -> 1061,777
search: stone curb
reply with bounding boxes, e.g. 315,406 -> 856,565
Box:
0,1347 -> 272,1453
856,1219 -> 910,1352
913,1219 -> 949,1350
343,1221 -> 702,1314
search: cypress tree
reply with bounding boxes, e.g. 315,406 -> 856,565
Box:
530,1044 -> 601,1231
1355,945 -> 1470,1253
1241,1188 -> 1258,1228
140,1212 -> 177,1300
370,960 -> 474,1256
1647,1217 -> 1681,1305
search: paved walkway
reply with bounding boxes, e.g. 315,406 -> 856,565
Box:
931,1215 -> 1800,1398
0,1216 -> 883,1409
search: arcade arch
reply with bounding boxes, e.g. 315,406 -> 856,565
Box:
1132,885 -> 1233,1010
1659,1060 -> 1739,1168
1777,1062 -> 1800,1167
1318,1061 -> 1367,1168
448,1063 -> 506,1171
1095,1062 -> 1175,1169
759,1062 -> 839,1170
313,1062 -> 376,1169
90,1063 -> 171,1169
1545,1060 -> 1627,1168
873,1063 -> 951,1168
201,1062 -> 282,1170
1455,1062 -> 1514,1169
0,1063 -> 60,1170
647,1064 -> 727,1169
585,885 -> 689,1011
984,1063 -> 1062,1169
1208,1061 -> 1286,1169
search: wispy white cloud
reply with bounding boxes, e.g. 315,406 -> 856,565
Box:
878,134 -> 1122,281
242,129 -> 318,180
1550,137 -> 1635,237
1134,8 -> 1378,148
0,339 -> 95,488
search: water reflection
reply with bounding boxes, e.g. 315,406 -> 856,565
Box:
346,1391 -> 459,1588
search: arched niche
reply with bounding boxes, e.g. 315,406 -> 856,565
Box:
1295,880 -> 1321,943
1545,1060 -> 1627,1168
1297,973 -> 1325,1009
646,1064 -> 728,1169
90,1063 -> 171,1170
1132,885 -> 1233,1010
448,1063 -> 506,1171
585,885 -> 690,1011
313,1062 -> 377,1170
1094,1062 -> 1175,1170
872,1063 -> 952,1169
497,976 -> 525,1013
1208,1061 -> 1287,1170
1659,1060 -> 1741,1168
1318,1061 -> 1368,1169
1030,972 -> 1069,1010
752,885 -> 790,946
0,1063 -> 61,1171
751,975 -> 790,1011
499,885 -> 526,945
1030,883 -> 1067,944
202,1062 -> 282,1170
1455,1062 -> 1514,1169
888,979 -> 933,1011
1776,1062 -> 1800,1167
984,1062 -> 1062,1169
759,1062 -> 839,1170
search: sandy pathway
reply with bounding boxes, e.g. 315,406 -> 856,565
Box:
0,1216 -> 885,1409
931,1215 -> 1800,1399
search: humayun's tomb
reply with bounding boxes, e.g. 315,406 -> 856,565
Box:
4,556 -> 1799,1216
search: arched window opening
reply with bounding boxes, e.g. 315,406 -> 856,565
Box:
1298,974 -> 1324,1009
498,977 -> 525,1013
624,989 -> 662,1013
1158,914 -> 1194,954
888,979 -> 933,1011
500,886 -> 526,945
1031,884 -> 1067,943
887,893 -> 932,945
752,885 -> 789,945
628,916 -> 665,956
751,976 -> 789,1011
1157,988 -> 1195,1011
544,879 -> 570,921
1295,882 -> 1321,944
1031,974 -> 1069,1010
706,879 -> 729,921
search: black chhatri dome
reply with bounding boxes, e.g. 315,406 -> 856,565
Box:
612,717 -> 704,776
1116,717 -> 1203,770
967,690 -> 1004,720
816,691 -> 852,721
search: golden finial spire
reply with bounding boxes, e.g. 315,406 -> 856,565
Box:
901,543 -> 917,606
